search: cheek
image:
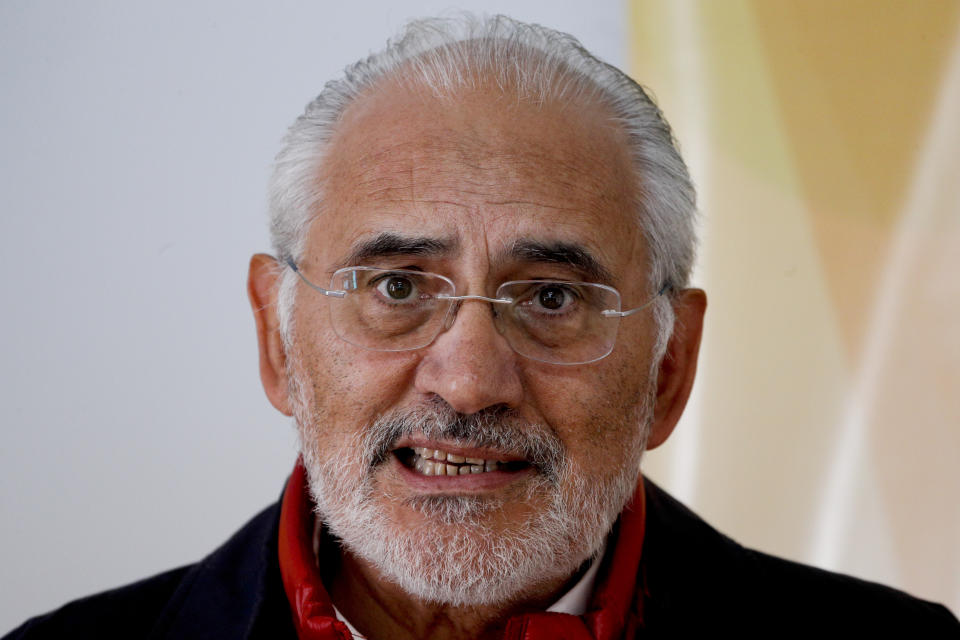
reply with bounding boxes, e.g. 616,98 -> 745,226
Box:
293,329 -> 422,436
524,359 -> 652,458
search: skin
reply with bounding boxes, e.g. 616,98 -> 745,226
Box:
248,77 -> 707,640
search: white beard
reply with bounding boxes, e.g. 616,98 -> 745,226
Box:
289,366 -> 651,607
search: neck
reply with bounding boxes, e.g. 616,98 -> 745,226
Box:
326,548 -> 582,640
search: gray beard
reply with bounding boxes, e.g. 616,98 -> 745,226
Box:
289,369 -> 651,607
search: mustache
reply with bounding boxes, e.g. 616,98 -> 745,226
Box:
362,403 -> 565,482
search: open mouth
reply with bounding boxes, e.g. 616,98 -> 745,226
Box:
394,446 -> 531,477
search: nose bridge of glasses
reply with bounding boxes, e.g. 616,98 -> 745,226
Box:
436,293 -> 513,305
437,292 -> 512,333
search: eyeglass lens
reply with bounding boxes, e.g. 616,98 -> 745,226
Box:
328,268 -> 622,364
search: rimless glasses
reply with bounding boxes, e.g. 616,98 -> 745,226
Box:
286,260 -> 667,365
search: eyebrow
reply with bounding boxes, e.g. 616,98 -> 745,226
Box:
509,240 -> 615,284
338,232 -> 453,268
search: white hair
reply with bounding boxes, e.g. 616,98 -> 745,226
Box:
270,13 -> 697,357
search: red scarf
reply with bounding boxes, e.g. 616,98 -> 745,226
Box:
279,460 -> 646,639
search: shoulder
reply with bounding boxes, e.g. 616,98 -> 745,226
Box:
639,478 -> 960,635
4,501 -> 291,640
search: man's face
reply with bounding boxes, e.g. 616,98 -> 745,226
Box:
285,79 -> 663,605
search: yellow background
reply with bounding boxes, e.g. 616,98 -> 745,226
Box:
632,0 -> 960,614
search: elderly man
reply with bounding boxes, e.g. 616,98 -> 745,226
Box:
7,15 -> 958,640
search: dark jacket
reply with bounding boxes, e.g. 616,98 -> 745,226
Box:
6,478 -> 959,638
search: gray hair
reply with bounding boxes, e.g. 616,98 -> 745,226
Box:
269,14 -> 697,357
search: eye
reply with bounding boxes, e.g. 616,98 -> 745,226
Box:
536,285 -> 569,310
375,274 -> 417,301
527,283 -> 582,313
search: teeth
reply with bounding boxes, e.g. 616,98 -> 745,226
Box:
408,446 -> 512,476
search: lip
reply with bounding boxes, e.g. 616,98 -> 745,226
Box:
392,455 -> 534,492
389,439 -> 534,492
392,437 -> 528,464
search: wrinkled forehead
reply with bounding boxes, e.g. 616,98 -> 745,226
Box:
306,79 -> 646,287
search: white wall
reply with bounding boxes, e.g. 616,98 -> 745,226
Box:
0,1 -> 626,632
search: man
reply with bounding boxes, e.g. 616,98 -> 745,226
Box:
7,14 -> 958,640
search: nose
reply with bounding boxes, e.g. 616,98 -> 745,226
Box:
413,298 -> 524,415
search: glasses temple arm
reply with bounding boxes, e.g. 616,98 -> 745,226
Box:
601,284 -> 671,318
285,259 -> 347,298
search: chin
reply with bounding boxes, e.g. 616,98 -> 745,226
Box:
304,443 -> 640,607
288,363 -> 650,607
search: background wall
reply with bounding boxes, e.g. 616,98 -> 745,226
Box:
635,0 -> 960,618
1,0 -> 956,633
0,1 -> 626,632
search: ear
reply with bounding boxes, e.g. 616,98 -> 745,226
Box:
248,253 -> 293,416
646,288 -> 707,450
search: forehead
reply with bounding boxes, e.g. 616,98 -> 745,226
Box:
308,78 -> 644,284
